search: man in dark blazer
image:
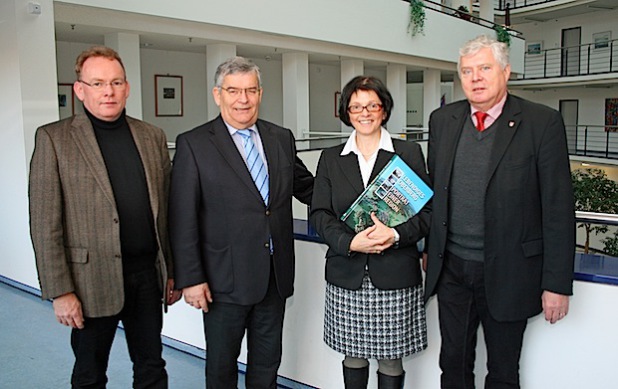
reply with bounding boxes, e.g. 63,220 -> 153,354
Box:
29,46 -> 181,388
169,56 -> 313,388
424,35 -> 575,388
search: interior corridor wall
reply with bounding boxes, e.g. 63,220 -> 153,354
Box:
0,0 -> 59,289
513,88 -> 618,128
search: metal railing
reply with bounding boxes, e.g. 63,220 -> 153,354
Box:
297,129 -> 429,150
495,0 -> 558,10
298,124 -> 618,160
521,39 -> 618,79
575,211 -> 618,257
568,125 -> 618,160
402,0 -> 523,37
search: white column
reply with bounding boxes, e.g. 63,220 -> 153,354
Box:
206,44 -> 236,121
0,0 -> 57,287
282,52 -> 310,144
478,0 -> 494,24
450,0 -> 468,11
105,33 -> 142,119
423,69 -> 441,128
340,59 -> 364,132
386,63 -> 407,136
453,74 -> 466,102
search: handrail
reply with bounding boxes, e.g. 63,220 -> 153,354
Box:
401,0 -> 523,38
576,211 -> 618,227
569,124 -> 618,160
495,0 -> 559,11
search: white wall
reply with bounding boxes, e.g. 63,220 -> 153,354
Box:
163,239 -> 618,388
0,0 -> 58,289
513,87 -> 616,127
140,49 -> 209,141
515,8 -> 617,52
309,63 -> 341,135
407,83 -> 454,127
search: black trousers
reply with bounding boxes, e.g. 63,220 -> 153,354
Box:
437,253 -> 527,389
202,265 -> 285,389
70,268 -> 167,389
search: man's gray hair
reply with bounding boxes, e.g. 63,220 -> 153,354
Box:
457,35 -> 510,73
214,56 -> 262,88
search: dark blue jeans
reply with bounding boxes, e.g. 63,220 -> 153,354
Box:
70,268 -> 167,389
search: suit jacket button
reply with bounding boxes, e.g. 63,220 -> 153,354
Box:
265,210 -> 271,216
115,254 -> 121,259
438,253 -> 443,258
442,221 -> 447,226
264,243 -> 270,248
113,218 -> 119,223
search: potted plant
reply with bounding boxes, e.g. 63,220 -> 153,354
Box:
456,5 -> 471,21
494,25 -> 511,47
408,0 -> 426,36
571,168 -> 618,253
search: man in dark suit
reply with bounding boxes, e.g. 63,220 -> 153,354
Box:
29,46 -> 181,388
424,35 -> 575,388
169,56 -> 314,388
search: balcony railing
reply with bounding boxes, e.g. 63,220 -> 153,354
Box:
404,0 -> 522,37
521,39 -> 618,79
568,125 -> 618,160
494,0 -> 558,10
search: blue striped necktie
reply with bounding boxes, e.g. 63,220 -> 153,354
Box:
237,129 -> 269,205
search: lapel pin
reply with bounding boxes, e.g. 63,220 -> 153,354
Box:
509,121 -> 515,128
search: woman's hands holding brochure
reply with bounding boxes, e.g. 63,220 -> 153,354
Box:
349,213 -> 396,255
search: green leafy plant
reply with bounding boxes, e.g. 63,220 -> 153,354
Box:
572,168 -> 618,253
494,25 -> 511,47
602,230 -> 618,257
408,0 -> 426,36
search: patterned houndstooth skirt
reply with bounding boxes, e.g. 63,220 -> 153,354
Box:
323,272 -> 427,360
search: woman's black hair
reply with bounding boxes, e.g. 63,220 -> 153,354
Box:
338,76 -> 393,127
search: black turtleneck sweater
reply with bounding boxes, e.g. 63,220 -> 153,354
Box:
86,109 -> 157,275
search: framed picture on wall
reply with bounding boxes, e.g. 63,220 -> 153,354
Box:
593,31 -> 611,50
526,41 -> 543,55
155,75 -> 183,116
58,83 -> 74,119
334,91 -> 341,117
605,98 -> 618,132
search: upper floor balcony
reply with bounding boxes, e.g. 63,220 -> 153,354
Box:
518,38 -> 618,80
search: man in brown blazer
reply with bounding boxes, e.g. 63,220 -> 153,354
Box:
29,46 -> 181,388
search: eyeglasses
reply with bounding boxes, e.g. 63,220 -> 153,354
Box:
220,86 -> 261,97
78,79 -> 127,90
347,103 -> 383,114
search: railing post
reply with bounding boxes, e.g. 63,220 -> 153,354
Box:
610,40 -> 614,72
587,44 -> 591,75
584,126 -> 588,156
543,50 -> 547,78
606,129 -> 610,158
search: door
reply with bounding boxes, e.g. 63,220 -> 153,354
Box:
559,99 -> 578,154
561,27 -> 581,76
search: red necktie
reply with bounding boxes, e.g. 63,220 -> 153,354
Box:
474,111 -> 488,132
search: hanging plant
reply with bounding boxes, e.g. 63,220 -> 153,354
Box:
408,0 -> 426,36
494,25 -> 511,47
